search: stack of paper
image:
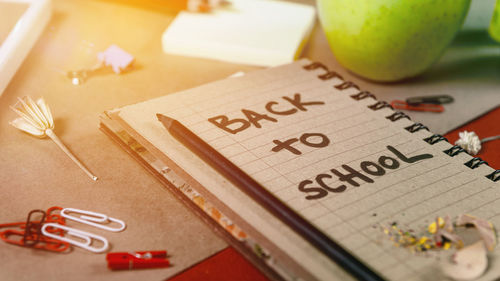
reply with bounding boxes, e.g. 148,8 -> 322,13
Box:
162,0 -> 316,67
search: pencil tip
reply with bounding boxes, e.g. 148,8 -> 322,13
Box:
156,113 -> 173,128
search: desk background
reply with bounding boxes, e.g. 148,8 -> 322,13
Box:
0,1 -> 498,280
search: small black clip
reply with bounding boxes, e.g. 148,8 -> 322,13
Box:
406,95 -> 454,105
23,209 -> 47,247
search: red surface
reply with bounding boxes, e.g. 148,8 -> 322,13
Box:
170,107 -> 500,281
168,247 -> 269,281
444,106 -> 500,169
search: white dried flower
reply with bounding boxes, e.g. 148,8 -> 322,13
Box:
9,96 -> 54,137
455,131 -> 482,155
10,96 -> 97,181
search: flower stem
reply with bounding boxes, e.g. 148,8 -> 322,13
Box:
45,129 -> 98,181
481,135 -> 500,143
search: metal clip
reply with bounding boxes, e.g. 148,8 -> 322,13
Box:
23,209 -> 46,247
391,100 -> 444,113
0,206 -> 70,252
0,229 -> 70,252
60,208 -> 126,232
406,95 -> 454,105
41,223 -> 109,253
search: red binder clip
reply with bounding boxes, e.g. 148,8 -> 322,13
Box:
106,251 -> 170,270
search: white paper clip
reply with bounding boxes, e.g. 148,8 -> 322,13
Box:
41,223 -> 109,253
61,208 -> 126,232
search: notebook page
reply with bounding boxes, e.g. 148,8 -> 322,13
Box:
118,60 -> 499,280
118,62 -> 348,280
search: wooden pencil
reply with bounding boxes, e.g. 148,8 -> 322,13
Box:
157,113 -> 384,281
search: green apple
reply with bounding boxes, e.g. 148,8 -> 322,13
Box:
317,0 -> 471,82
489,0 -> 500,42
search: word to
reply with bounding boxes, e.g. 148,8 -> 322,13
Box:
272,133 -> 330,155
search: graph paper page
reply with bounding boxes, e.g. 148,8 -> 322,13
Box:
118,60 -> 499,281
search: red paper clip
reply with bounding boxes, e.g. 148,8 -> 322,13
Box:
0,206 -> 69,252
390,100 -> 444,113
106,251 -> 170,270
0,229 -> 70,252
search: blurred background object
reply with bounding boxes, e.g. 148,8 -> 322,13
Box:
0,0 -> 52,97
101,0 -> 229,14
161,0 -> 316,67
489,0 -> 500,41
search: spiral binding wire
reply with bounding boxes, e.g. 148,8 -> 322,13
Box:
386,112 -> 411,122
303,61 -> 500,182
487,170 -> 500,181
424,134 -> 448,144
465,158 -> 488,169
443,145 -> 466,157
405,123 -> 429,133
335,81 -> 359,90
351,91 -> 375,101
368,101 -> 393,111
319,71 -> 343,81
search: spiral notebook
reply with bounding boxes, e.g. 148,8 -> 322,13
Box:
100,59 -> 500,281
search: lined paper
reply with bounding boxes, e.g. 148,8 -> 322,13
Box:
118,60 -> 499,280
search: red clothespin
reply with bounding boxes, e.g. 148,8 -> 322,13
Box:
106,251 -> 170,270
390,100 -> 444,113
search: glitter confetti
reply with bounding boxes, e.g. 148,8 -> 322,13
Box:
380,215 -> 496,255
381,214 -> 497,280
381,220 -> 448,253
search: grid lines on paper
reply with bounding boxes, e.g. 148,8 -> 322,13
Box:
153,62 -> 499,280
